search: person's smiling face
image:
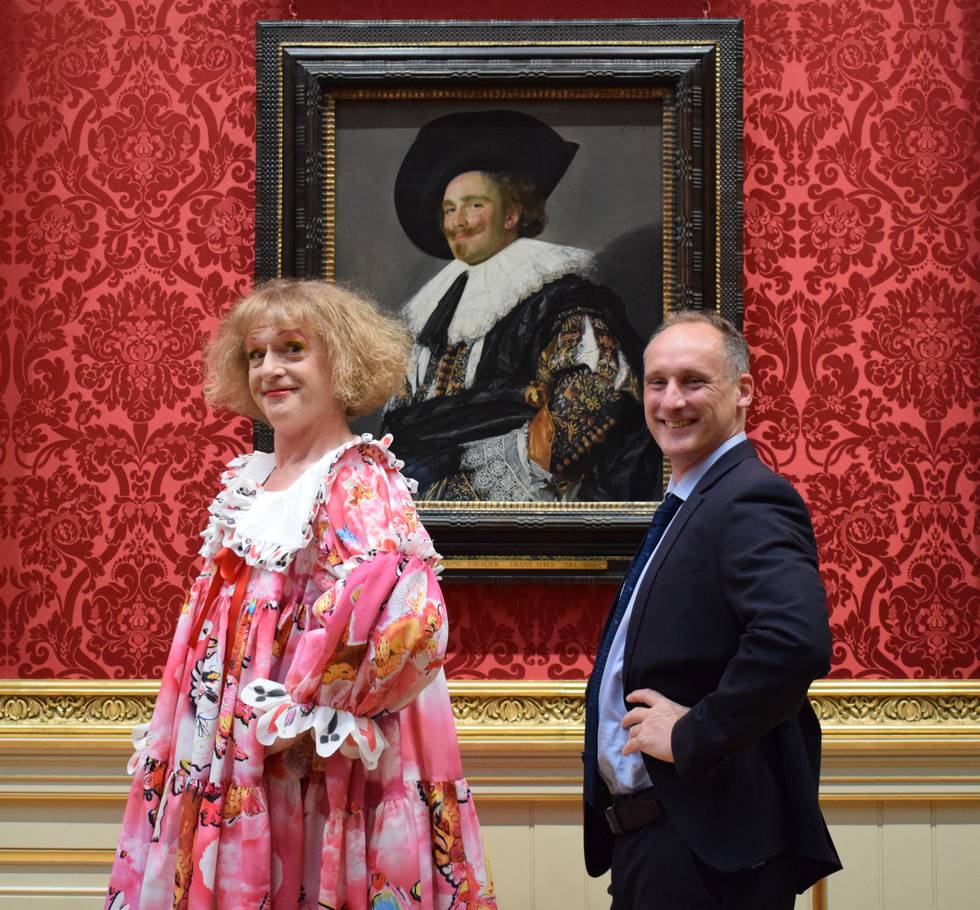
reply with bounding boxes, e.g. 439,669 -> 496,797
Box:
643,322 -> 753,480
440,171 -> 520,265
244,324 -> 341,430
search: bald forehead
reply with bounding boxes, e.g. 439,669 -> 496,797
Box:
645,322 -> 726,359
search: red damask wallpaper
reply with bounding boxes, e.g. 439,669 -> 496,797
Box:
1,0 -> 977,681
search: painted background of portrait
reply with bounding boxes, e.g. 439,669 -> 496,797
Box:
0,0 -> 976,681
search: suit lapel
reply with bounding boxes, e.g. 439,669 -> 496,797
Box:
621,440 -> 759,679
622,497 -> 701,673
694,439 -> 757,494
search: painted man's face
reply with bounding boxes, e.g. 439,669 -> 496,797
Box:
440,171 -> 520,265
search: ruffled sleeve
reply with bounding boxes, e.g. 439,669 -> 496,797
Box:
312,435 -> 439,579
241,437 -> 447,769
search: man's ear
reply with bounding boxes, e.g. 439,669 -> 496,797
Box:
736,372 -> 754,409
504,205 -> 521,232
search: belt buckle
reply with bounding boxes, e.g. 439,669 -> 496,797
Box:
604,804 -> 623,835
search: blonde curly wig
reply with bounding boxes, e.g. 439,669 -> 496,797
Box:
204,279 -> 411,420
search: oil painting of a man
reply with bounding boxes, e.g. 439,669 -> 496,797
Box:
380,110 -> 658,502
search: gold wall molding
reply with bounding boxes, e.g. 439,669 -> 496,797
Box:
450,681 -> 583,742
2,679 -> 979,748
810,680 -> 980,724
0,680 -> 156,738
0,847 -> 110,866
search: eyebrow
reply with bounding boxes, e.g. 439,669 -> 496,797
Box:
244,328 -> 309,343
643,367 -> 712,379
443,194 -> 490,205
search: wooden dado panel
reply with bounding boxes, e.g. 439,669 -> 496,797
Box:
1,681 -> 979,909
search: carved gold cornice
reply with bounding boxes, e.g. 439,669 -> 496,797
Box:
0,680 -> 157,738
1,680 -> 979,749
451,681 -> 584,745
810,680 -> 980,728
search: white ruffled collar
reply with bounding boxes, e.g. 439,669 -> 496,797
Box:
198,433 -> 418,573
403,238 -> 595,345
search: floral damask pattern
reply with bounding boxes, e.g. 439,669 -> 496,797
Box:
731,0 -> 979,679
445,585 -> 613,679
1,0 -> 977,680
804,466 -> 900,579
871,78 -> 972,204
795,0 -> 890,101
90,85 -> 199,204
81,558 -> 183,676
74,278 -> 204,422
2,0 -> 278,679
880,551 -> 980,677
15,198 -> 100,280
20,1 -> 112,107
862,274 -> 980,421
799,186 -> 885,279
12,466 -> 104,575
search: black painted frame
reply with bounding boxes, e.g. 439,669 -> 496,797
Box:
255,19 -> 743,581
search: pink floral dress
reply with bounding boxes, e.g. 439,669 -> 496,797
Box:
106,435 -> 495,910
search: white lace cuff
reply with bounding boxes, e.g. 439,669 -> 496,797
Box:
459,426 -> 556,501
240,679 -> 388,770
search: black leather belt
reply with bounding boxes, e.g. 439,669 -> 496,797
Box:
604,788 -> 662,835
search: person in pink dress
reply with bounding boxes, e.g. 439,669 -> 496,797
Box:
105,279 -> 496,910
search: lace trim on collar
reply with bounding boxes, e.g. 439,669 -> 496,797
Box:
198,433 -> 418,572
403,238 -> 595,345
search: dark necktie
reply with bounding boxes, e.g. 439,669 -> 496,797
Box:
583,492 -> 683,805
416,270 -> 469,355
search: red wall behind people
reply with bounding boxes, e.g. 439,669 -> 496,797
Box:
1,0 -> 977,680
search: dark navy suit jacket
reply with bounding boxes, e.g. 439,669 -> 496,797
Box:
584,440 -> 841,892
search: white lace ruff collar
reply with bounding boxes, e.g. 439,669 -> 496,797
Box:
403,238 -> 595,345
198,433 -> 425,573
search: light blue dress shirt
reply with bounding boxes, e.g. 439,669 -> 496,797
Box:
597,431 -> 748,795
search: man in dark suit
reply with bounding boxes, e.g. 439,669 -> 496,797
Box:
583,311 -> 841,908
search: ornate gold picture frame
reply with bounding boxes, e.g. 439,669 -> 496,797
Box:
255,19 -> 744,578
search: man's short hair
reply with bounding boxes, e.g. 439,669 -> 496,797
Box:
651,309 -> 750,377
487,171 -> 548,237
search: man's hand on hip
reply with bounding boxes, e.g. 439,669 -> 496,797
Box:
621,689 -> 690,763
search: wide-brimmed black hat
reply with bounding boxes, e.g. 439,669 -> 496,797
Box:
394,110 -> 579,259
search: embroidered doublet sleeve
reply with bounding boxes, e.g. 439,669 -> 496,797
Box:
536,310 -> 641,480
